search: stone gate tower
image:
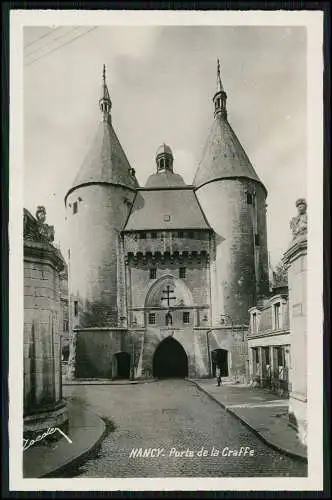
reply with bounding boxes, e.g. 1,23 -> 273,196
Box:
65,66 -> 138,338
65,61 -> 269,381
193,60 -> 269,325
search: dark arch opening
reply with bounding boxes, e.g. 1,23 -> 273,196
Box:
211,349 -> 229,377
153,337 -> 188,379
114,352 -> 131,379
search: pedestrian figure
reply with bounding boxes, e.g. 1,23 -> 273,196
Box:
216,365 -> 222,386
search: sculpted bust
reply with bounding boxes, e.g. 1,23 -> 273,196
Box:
35,206 -> 55,243
290,198 -> 307,239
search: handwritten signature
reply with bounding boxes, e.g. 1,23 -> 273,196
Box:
23,427 -> 72,451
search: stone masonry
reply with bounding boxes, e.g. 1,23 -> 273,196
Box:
24,207 -> 68,435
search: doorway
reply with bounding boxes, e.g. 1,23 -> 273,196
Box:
153,337 -> 188,378
211,349 -> 228,377
114,352 -> 131,379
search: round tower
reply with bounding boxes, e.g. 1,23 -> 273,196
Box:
193,60 -> 269,325
65,65 -> 138,330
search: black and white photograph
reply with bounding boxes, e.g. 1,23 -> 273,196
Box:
9,9 -> 324,492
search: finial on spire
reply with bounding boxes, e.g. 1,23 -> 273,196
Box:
213,58 -> 227,119
99,64 -> 112,121
216,58 -> 224,93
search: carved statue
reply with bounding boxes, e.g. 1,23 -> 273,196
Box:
290,198 -> 307,239
35,206 -> 55,243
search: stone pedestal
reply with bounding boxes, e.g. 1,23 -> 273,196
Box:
283,234 -> 307,445
24,208 -> 68,436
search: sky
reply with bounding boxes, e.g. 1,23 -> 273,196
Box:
23,25 -> 307,268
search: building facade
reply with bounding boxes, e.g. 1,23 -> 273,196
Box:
248,285 -> 291,398
66,62 -> 269,381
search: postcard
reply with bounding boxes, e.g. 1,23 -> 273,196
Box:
8,8 -> 324,492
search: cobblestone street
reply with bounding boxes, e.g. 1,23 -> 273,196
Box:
63,380 -> 307,478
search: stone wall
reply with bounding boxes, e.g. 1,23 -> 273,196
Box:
125,253 -> 210,314
71,324 -> 248,381
283,234 -> 307,444
195,179 -> 269,325
74,328 -> 130,378
133,325 -> 247,380
24,208 -> 68,435
208,327 -> 249,381
66,184 -> 136,329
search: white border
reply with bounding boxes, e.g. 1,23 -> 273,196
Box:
9,9 -> 324,492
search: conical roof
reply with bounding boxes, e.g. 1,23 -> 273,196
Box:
68,118 -> 138,195
65,66 -> 139,201
193,116 -> 265,191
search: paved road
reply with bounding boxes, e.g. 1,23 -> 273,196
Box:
63,380 -> 307,478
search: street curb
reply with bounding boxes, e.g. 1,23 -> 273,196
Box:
189,380 -> 307,464
41,408 -> 107,478
63,379 -> 158,386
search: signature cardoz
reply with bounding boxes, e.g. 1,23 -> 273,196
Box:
23,426 -> 72,451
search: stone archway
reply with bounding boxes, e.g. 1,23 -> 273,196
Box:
145,274 -> 193,309
153,337 -> 188,378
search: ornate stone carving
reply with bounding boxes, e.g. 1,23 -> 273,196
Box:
290,198 -> 307,240
36,206 -> 55,243
24,207 -> 55,244
23,210 -> 39,241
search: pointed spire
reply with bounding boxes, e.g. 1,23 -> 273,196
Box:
216,58 -> 224,93
99,64 -> 112,121
213,58 -> 227,119
193,61 -> 266,193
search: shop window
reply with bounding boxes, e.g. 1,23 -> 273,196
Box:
253,347 -> 259,364
277,346 -> 284,367
264,346 -> 270,365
